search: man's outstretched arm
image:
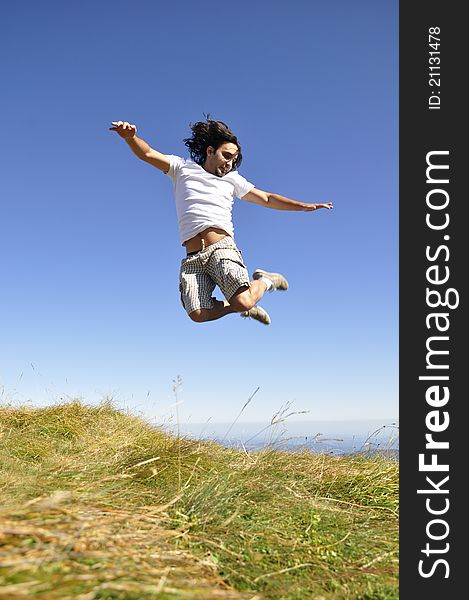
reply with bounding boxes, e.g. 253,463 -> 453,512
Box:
109,121 -> 170,173
242,188 -> 333,211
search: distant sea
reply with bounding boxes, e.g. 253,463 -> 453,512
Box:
164,419 -> 399,458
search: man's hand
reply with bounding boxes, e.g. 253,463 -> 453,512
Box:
109,122 -> 170,173
109,121 -> 137,139
304,202 -> 333,211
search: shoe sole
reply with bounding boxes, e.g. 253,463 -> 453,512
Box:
240,308 -> 271,325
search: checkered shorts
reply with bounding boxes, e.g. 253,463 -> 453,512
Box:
179,236 -> 250,314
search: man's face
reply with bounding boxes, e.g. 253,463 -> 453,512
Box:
204,142 -> 239,177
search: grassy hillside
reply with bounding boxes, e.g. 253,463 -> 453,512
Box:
0,401 -> 398,599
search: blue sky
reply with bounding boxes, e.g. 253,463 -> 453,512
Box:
1,0 -> 398,426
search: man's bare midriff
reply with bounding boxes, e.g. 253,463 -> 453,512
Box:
184,227 -> 229,253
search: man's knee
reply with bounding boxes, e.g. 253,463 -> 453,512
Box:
188,309 -> 207,323
229,290 -> 255,312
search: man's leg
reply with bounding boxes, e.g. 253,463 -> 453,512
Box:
229,280 -> 268,311
188,280 -> 267,323
189,299 -> 236,322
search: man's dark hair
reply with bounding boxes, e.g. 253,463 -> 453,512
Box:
183,115 -> 243,169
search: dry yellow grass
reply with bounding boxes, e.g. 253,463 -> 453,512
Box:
0,400 -> 398,599
0,498 -> 258,599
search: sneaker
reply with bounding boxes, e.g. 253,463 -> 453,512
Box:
240,305 -> 271,325
252,269 -> 289,291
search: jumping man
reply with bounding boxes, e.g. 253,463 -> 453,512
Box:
109,117 -> 333,325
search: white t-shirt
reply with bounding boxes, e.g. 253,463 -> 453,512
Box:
166,155 -> 255,244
